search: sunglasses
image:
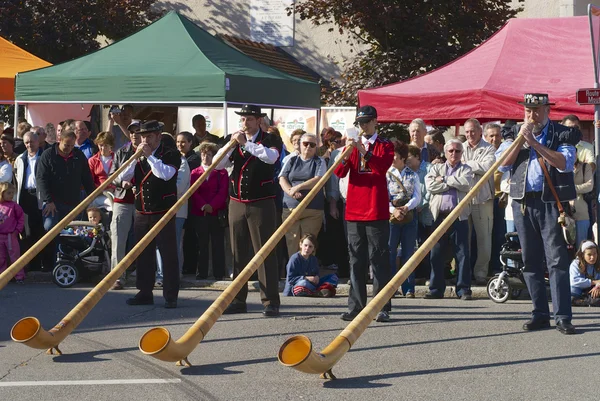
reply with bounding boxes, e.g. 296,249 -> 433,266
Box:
302,142 -> 317,148
332,139 -> 342,144
447,149 -> 462,153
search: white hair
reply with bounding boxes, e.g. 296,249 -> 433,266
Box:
444,138 -> 464,152
300,133 -> 317,143
409,118 -> 426,132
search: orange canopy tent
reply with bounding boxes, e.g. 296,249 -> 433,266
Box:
0,35 -> 51,103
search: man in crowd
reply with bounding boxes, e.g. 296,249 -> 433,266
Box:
191,114 -> 220,149
335,105 -> 394,322
425,139 -> 474,300
110,104 -> 134,151
409,118 -> 433,163
485,123 -> 507,275
561,115 -> 595,169
16,131 -> 53,271
37,130 -> 95,233
498,93 -> 579,335
14,121 -> 30,154
118,120 -> 180,308
74,120 -> 97,159
31,126 -> 50,151
462,118 -> 496,284
214,104 -> 282,317
0,120 -> 4,136
109,122 -> 141,290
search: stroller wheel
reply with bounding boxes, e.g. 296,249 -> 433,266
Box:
53,264 -> 79,288
487,276 -> 510,303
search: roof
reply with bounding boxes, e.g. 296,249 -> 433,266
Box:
15,12 -> 320,108
0,36 -> 51,103
358,16 -> 596,124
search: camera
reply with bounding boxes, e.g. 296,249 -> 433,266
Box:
110,105 -> 121,114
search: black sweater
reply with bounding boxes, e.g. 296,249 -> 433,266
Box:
36,144 -> 95,205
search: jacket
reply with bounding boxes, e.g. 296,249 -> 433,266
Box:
425,162 -> 473,222
189,166 -> 229,216
15,149 -> 44,209
462,138 -> 495,204
176,156 -> 190,219
110,143 -> 135,204
0,200 -> 24,234
88,151 -> 115,190
36,144 -> 95,205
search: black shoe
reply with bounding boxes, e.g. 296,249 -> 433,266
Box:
164,301 -> 177,309
375,311 -> 390,322
126,295 -> 154,306
262,305 -> 280,317
522,319 -> 550,331
340,312 -> 359,321
460,293 -> 473,301
556,320 -> 576,335
223,302 -> 247,314
424,292 -> 444,299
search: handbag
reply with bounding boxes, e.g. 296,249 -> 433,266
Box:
538,157 -> 576,245
387,171 -> 414,226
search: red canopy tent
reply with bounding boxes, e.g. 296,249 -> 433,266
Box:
358,16 -> 596,125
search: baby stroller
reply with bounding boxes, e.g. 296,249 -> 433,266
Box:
487,232 -> 528,303
52,221 -> 111,288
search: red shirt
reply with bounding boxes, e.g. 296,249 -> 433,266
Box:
88,151 -> 115,190
334,135 -> 394,221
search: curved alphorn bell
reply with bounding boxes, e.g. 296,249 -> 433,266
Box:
10,141 -> 237,354
0,148 -> 144,291
138,144 -> 355,366
278,135 -> 526,379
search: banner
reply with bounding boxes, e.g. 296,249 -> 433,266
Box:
273,108 -> 317,151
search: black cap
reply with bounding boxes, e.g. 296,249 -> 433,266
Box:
355,105 -> 377,123
518,93 -> 555,107
235,104 -> 267,117
137,120 -> 164,135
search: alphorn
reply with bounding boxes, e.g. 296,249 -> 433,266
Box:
10,140 -> 237,355
138,144 -> 355,366
0,148 -> 143,291
278,135 -> 527,379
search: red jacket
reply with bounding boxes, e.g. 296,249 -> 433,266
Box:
334,135 -> 394,221
189,166 -> 228,216
88,151 -> 115,190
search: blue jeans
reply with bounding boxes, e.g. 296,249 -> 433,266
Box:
429,216 -> 471,297
388,218 -> 418,294
43,202 -> 81,232
576,220 -> 591,248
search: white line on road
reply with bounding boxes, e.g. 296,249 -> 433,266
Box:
0,379 -> 182,387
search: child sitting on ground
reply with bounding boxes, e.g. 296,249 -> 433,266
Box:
570,240 -> 600,306
283,234 -> 338,297
0,183 -> 25,283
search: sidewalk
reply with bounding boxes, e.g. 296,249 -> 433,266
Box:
26,271 -> 493,299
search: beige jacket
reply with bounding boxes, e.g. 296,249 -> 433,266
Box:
572,162 -> 594,221
425,162 -> 473,222
462,138 -> 495,204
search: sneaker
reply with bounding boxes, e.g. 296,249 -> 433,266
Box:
461,293 -> 473,301
375,311 -> 390,322
111,280 -> 124,290
405,292 -> 415,298
154,280 -> 163,288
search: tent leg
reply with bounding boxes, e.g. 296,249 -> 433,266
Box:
223,102 -> 228,136
14,101 -> 19,128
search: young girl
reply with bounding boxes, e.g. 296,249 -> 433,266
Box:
283,234 -> 338,297
0,182 -> 25,283
570,240 -> 600,306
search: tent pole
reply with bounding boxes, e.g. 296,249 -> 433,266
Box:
455,123 -> 460,137
223,102 -> 228,136
316,109 -> 321,138
13,101 -> 19,129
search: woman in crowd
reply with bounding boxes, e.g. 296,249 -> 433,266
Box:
1,135 -> 17,168
283,234 -> 337,297
387,141 -> 421,297
176,131 -> 201,170
88,131 -> 115,213
572,156 -> 594,245
190,142 -> 228,280
570,241 -> 600,306
0,148 -> 12,183
278,133 -> 326,259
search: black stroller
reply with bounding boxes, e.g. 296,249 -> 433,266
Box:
52,221 -> 111,288
487,232 -> 528,303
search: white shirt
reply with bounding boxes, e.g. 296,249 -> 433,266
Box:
100,154 -> 112,174
25,153 -> 39,189
215,130 -> 279,170
117,147 -> 177,183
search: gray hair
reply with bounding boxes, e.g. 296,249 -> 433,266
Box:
409,118 -> 426,132
23,131 -> 39,141
484,123 -> 501,134
444,138 -> 464,152
300,133 -> 317,143
31,126 -> 45,136
464,118 -> 482,131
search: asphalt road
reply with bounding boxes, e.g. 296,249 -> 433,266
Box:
1,283 -> 600,401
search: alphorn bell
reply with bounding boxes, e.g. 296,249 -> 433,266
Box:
0,148 -> 144,291
278,135 -> 527,379
10,140 -> 237,355
138,143 -> 355,366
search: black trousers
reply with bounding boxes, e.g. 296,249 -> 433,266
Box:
346,220 -> 391,313
229,199 -> 280,307
134,211 -> 179,302
182,218 -> 198,274
19,190 -> 54,270
194,214 -> 226,279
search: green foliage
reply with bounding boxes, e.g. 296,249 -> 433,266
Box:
0,0 -> 164,64
293,0 -> 522,106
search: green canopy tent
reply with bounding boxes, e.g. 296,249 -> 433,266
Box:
14,11 -> 320,128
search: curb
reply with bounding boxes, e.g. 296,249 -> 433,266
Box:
25,272 -> 493,299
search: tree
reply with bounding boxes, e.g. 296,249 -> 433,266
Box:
0,0 -> 164,64
293,0 -> 521,107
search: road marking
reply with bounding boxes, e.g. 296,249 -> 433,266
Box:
0,379 -> 182,387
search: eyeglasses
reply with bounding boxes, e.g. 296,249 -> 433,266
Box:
447,149 -> 462,153
332,139 -> 342,144
302,142 -> 317,148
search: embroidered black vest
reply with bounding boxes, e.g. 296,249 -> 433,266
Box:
134,143 -> 180,214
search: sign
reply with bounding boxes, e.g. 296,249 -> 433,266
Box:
250,0 -> 295,47
576,88 -> 600,105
